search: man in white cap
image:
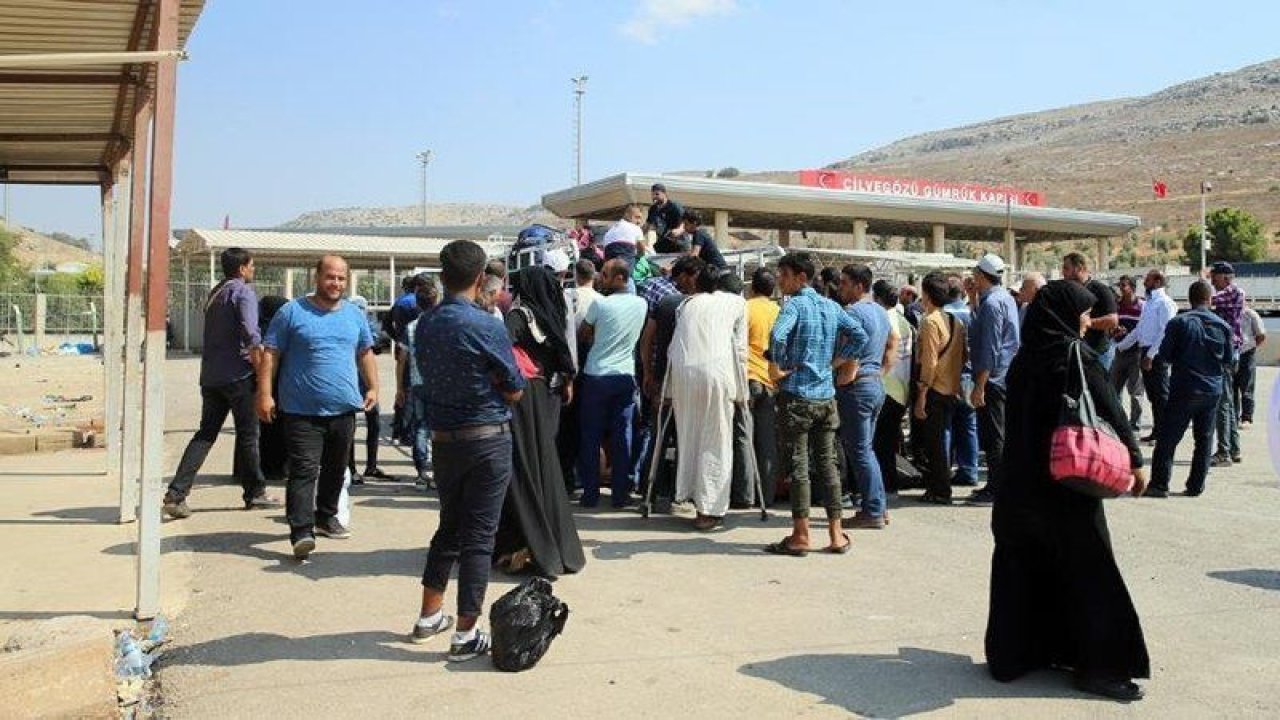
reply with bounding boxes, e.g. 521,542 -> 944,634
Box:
965,254 -> 1020,506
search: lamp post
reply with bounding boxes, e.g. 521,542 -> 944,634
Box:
571,75 -> 588,185
416,150 -> 432,228
1199,180 -> 1212,273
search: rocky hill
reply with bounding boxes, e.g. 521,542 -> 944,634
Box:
4,225 -> 99,268
279,203 -> 559,230
826,58 -> 1280,245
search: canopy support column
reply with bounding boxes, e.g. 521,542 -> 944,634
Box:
119,98 -> 152,526
136,0 -> 181,621
101,179 -> 124,498
714,210 -> 729,249
930,224 -> 945,254
1003,228 -> 1017,275
182,252 -> 190,352
853,219 -> 868,250
1096,237 -> 1110,274
283,268 -> 294,299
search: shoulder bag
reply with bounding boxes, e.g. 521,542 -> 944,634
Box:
1048,341 -> 1134,498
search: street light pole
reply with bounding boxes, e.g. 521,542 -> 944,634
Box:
416,150 -> 432,228
1199,179 -> 1212,273
572,75 -> 588,185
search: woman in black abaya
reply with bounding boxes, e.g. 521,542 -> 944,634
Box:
494,265 -> 586,578
985,280 -> 1150,702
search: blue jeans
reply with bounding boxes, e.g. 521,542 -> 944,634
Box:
946,400 -> 979,485
409,385 -> 432,474
1215,366 -> 1239,457
1098,343 -> 1116,372
422,432 -> 512,617
576,373 -> 638,506
837,379 -> 887,517
1151,386 -> 1219,494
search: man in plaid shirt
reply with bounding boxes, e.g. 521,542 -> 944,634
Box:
1210,261 -> 1245,465
765,252 -> 867,556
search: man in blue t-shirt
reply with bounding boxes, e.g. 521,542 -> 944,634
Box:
258,255 -> 377,560
835,264 -> 894,529
577,259 -> 649,508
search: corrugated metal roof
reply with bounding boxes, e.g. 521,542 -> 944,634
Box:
176,229 -> 513,270
0,0 -> 205,185
542,173 -> 1142,243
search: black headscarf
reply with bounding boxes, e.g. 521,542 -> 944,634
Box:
259,295 -> 289,335
1017,279 -> 1097,372
509,266 -> 572,372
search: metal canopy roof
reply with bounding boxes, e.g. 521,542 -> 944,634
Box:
542,173 -> 1142,243
0,0 -> 204,186
175,228 -> 514,270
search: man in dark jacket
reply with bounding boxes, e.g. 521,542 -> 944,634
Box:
1145,280 -> 1235,498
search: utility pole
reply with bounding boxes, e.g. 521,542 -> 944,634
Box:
416,150 -> 432,228
572,75 -> 588,185
1199,179 -> 1212,273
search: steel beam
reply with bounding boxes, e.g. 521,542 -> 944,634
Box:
0,72 -> 141,85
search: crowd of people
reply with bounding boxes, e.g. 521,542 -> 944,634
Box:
161,188 -> 1266,689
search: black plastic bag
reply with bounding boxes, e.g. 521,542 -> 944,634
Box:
489,577 -> 569,672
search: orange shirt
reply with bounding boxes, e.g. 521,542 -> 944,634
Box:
746,296 -> 781,388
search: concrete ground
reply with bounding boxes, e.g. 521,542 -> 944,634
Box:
4,356 -> 1280,719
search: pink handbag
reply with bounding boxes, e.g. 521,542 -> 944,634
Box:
1049,342 -> 1134,498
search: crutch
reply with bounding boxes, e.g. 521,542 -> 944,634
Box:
732,349 -> 770,522
640,370 -> 674,519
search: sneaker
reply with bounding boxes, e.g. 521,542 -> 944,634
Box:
162,495 -> 191,520
244,493 -> 283,510
1240,419 -> 1253,428
363,468 -> 396,481
292,534 -> 316,560
447,630 -> 491,662
966,488 -> 996,506
917,492 -> 952,506
315,517 -> 351,540
408,613 -> 455,644
1231,454 -> 1242,464
1142,487 -> 1169,498
1210,454 -> 1233,468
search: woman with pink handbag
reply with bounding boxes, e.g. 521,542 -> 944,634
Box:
985,280 -> 1150,702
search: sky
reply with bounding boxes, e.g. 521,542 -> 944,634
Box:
7,0 -> 1280,244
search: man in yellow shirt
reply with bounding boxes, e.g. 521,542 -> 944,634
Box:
745,268 -> 781,505
914,272 -> 966,505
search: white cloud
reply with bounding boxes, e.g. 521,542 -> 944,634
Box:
620,0 -> 738,44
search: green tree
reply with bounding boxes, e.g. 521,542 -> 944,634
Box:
78,264 -> 105,293
0,227 -> 25,285
1182,207 -> 1267,271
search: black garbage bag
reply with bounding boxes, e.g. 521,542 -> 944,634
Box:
489,577 -> 569,672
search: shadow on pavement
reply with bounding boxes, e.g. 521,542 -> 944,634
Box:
1208,568 -> 1280,591
583,536 -> 764,560
100,530 -> 423,580
0,505 -> 119,525
739,647 -> 1100,717
0,609 -> 134,621
166,630 -> 442,667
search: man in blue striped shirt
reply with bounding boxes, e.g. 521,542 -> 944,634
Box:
965,254 -> 1020,506
765,252 -> 867,556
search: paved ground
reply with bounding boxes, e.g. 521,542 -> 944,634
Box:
5,356 -> 1280,719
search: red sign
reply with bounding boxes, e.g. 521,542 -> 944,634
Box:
799,170 -> 1046,207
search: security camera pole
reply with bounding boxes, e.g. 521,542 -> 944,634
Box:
572,75 -> 588,185
1199,179 -> 1212,273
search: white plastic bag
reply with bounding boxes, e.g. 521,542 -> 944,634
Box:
336,467 -> 352,527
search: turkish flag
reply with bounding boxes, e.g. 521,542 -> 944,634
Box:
1152,180 -> 1168,199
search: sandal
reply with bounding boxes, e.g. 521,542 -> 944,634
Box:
693,515 -> 723,532
824,532 -> 852,554
763,537 -> 809,557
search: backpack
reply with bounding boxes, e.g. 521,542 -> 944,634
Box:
489,577 -> 569,672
